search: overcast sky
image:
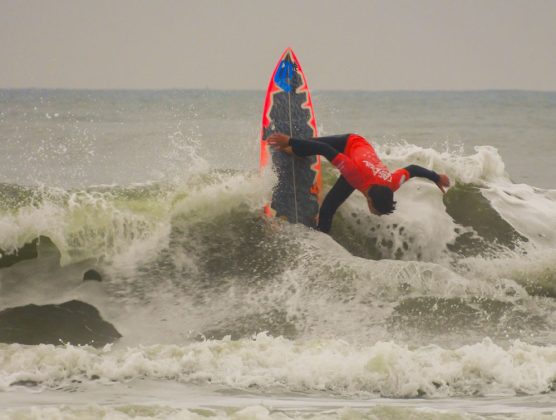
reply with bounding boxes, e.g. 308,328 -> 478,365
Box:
1,0 -> 555,91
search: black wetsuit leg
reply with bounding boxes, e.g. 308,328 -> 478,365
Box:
317,176 -> 354,233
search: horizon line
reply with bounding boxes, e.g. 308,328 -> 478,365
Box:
1,87 -> 555,94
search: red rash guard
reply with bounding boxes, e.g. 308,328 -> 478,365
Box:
330,134 -> 409,193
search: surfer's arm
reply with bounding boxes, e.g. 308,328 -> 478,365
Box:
267,133 -> 352,162
403,165 -> 450,193
288,138 -> 339,161
317,176 -> 355,233
404,165 -> 440,183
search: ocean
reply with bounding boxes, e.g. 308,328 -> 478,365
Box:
0,89 -> 555,419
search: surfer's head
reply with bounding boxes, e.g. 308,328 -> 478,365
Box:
367,185 -> 396,215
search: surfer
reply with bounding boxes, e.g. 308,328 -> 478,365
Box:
267,133 -> 450,233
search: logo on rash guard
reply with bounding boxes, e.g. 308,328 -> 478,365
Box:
335,160 -> 345,171
362,160 -> 391,182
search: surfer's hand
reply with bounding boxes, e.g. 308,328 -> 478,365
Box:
267,133 -> 291,152
436,174 -> 450,193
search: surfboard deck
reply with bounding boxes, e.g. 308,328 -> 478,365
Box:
260,48 -> 321,228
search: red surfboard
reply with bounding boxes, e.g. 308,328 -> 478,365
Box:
260,48 -> 322,227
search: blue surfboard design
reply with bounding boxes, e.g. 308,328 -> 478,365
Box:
274,58 -> 297,93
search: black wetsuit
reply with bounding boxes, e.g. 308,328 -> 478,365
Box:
288,134 -> 440,233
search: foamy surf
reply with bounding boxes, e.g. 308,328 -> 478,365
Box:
1,335 -> 555,398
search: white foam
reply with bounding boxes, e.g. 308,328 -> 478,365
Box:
170,169 -> 274,222
481,182 -> 556,248
0,187 -> 172,266
1,335 -> 555,398
377,142 -> 556,250
377,143 -> 508,185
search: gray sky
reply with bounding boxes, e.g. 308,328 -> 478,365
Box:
2,0 -> 556,90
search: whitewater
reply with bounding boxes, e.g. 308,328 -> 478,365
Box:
0,89 -> 555,419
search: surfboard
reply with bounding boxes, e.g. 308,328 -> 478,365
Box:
260,48 -> 321,228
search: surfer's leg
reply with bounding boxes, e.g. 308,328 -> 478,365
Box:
289,138 -> 339,161
317,176 -> 355,233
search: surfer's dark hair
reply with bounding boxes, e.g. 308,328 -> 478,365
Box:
367,185 -> 396,215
